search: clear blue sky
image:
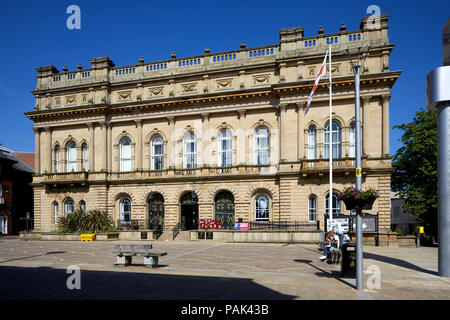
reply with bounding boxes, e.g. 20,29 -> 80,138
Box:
0,0 -> 448,154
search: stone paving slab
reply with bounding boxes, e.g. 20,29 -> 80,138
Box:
0,238 -> 449,300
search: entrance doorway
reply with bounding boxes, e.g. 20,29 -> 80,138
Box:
215,191 -> 235,230
180,192 -> 198,230
148,193 -> 164,231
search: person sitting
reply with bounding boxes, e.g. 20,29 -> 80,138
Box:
320,229 -> 337,260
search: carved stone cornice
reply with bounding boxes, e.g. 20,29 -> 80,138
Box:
167,115 -> 175,125
381,94 -> 391,103
361,95 -> 371,106
201,112 -> 210,122
295,101 -> 307,112
134,119 -> 143,127
43,126 -> 52,133
237,109 -> 246,119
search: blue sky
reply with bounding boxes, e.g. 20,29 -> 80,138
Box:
0,0 -> 448,155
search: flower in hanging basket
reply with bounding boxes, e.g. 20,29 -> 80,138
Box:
338,187 -> 380,210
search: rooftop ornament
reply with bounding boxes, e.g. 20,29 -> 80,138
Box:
171,52 -> 177,59
318,26 -> 324,35
240,41 -> 246,49
340,23 -> 347,32
204,46 -> 210,54
62,65 -> 68,72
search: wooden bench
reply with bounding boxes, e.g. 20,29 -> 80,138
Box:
114,244 -> 167,268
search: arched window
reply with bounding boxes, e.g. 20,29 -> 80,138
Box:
325,192 -> 341,217
53,201 -> 59,224
183,132 -> 197,169
120,138 -> 132,172
64,198 -> 75,215
151,135 -> 164,170
55,145 -> 61,173
324,121 -> 342,159
218,129 -> 232,167
308,196 -> 317,222
255,194 -> 269,221
308,125 -> 317,160
66,141 -> 77,172
81,143 -> 88,171
120,198 -> 131,222
255,127 -> 270,165
79,200 -> 86,212
349,122 -> 356,157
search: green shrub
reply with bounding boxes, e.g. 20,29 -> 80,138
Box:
57,208 -> 114,234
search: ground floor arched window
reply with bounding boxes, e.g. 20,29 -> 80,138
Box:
255,194 -> 270,222
120,198 -> 131,222
64,198 -> 75,215
325,192 -> 341,217
308,196 -> 317,222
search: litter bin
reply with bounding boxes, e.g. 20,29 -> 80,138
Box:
340,242 -> 356,276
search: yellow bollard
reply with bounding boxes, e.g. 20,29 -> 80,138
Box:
80,234 -> 96,242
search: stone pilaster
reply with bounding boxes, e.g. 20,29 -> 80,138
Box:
296,102 -> 306,160
167,116 -> 175,169
87,122 -> 95,171
135,119 -> 143,170
44,126 -> 52,173
33,127 -> 41,174
361,95 -> 371,156
381,94 -> 391,157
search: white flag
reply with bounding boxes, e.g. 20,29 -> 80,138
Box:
304,50 -> 329,115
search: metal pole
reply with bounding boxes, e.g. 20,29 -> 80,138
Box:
354,64 -> 364,290
329,44 -> 333,224
438,102 -> 450,276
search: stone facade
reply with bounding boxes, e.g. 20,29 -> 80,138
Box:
26,15 -> 400,234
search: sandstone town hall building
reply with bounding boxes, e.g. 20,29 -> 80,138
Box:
26,15 -> 399,241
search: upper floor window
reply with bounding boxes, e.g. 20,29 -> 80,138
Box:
120,198 -> 131,222
255,194 -> 270,221
151,135 -> 164,170
66,141 -> 77,172
81,143 -> 88,171
255,127 -> 270,165
183,132 -> 197,169
349,122 -> 356,157
324,121 -> 342,159
218,129 -> 232,167
120,138 -> 132,172
308,125 -> 317,160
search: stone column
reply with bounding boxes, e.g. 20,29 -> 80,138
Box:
381,94 -> 391,157
361,96 -> 371,156
100,121 -> 108,171
107,122 -> 112,171
296,102 -> 305,160
44,127 -> 52,173
167,116 -> 175,168
33,128 -> 41,174
201,112 -> 210,166
135,119 -> 143,170
279,104 -> 288,162
87,122 -> 95,171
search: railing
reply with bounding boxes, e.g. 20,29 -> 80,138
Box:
248,220 -> 319,231
301,158 -> 359,171
117,219 -> 139,231
172,222 -> 180,240
43,171 -> 88,182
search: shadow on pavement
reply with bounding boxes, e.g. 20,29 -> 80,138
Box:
0,251 -> 66,264
294,259 -> 356,289
363,252 -> 438,276
0,265 -> 296,300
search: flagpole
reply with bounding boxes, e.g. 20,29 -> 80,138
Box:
329,44 -> 333,224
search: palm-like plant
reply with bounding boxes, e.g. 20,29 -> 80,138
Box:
57,208 -> 114,233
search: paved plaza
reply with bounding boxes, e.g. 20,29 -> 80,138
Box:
0,237 -> 449,300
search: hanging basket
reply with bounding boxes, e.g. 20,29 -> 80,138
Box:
343,197 -> 376,210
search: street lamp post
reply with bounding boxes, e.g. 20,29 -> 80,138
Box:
346,47 -> 370,290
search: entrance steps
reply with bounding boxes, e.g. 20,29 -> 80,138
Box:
174,231 -> 191,241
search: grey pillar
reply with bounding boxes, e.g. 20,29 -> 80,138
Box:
427,65 -> 450,278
